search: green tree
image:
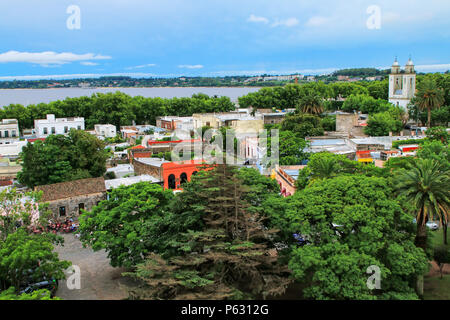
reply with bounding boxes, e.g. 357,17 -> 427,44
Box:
342,94 -> 390,114
18,130 -> 108,188
0,287 -> 60,300
426,126 -> 449,144
434,246 -> 450,279
0,229 -> 70,292
394,159 -> 450,248
297,94 -> 324,115
79,183 -> 174,268
415,77 -> 445,128
126,165 -> 291,300
0,188 -> 51,241
282,175 -> 429,300
281,113 -> 324,138
365,111 -> 403,136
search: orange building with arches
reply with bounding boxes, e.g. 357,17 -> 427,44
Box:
161,160 -> 213,190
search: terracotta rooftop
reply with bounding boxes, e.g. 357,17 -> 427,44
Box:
35,177 -> 106,202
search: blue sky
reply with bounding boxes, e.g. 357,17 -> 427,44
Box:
0,0 -> 449,80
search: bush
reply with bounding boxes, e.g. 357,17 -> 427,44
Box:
364,112 -> 402,136
392,139 -> 427,149
434,246 -> 450,278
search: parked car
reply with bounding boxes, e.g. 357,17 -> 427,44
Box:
20,279 -> 58,297
426,221 -> 439,231
412,219 -> 439,231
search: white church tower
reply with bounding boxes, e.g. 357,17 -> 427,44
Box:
389,57 -> 416,109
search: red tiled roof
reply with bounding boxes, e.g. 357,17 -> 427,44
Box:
27,138 -> 46,143
35,177 -> 106,202
147,139 -> 200,146
0,180 -> 13,186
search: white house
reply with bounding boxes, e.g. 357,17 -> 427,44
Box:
0,141 -> 27,158
95,124 -> 117,138
34,114 -> 85,138
0,119 -> 20,145
106,164 -> 134,178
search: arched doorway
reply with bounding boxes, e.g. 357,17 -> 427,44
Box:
168,174 -> 176,189
180,172 -> 188,185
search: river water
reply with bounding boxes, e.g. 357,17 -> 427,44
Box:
0,87 -> 261,107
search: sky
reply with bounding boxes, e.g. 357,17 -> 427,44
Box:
0,0 -> 449,80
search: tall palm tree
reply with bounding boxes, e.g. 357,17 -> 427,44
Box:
298,94 -> 324,115
415,78 -> 445,128
394,158 -> 450,249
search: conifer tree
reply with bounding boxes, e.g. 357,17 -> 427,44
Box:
127,165 -> 291,300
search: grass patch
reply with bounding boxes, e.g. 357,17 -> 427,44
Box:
424,275 -> 450,300
430,228 -> 449,249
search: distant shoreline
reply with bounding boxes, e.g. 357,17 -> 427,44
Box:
0,86 -> 264,90
0,87 -> 262,107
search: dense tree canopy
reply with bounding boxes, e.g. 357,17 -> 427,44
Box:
18,130 -> 108,188
0,229 -> 70,292
79,183 -> 174,268
0,91 -> 235,130
279,175 -> 429,300
126,165 -> 291,300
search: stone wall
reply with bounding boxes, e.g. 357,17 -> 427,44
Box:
45,192 -> 105,221
336,113 -> 357,133
133,159 -> 163,180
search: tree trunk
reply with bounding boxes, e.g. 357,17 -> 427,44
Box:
427,107 -> 431,128
443,223 -> 448,245
415,214 -> 427,299
416,275 -> 424,298
415,223 -> 428,251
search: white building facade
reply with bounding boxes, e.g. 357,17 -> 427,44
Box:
95,124 -> 117,138
0,119 -> 20,145
389,58 -> 416,109
34,114 -> 85,138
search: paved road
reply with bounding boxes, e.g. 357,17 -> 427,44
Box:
54,234 -> 136,300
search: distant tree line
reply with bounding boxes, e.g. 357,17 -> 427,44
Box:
332,68 -> 390,77
0,91 -> 235,131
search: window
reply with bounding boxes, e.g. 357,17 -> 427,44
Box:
168,174 -> 176,189
64,126 -> 68,133
78,203 -> 85,214
4,131 -> 9,138
59,206 -> 66,217
51,127 -> 56,134
206,122 -> 210,127
180,173 -> 188,185
77,126 -> 81,130
43,127 -> 48,135
0,131 -> 2,138
11,130 -> 16,137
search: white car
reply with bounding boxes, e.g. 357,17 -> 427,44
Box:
412,219 -> 439,231
426,221 -> 439,231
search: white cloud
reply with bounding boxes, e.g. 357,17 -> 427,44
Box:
80,62 -> 99,66
0,51 -> 111,66
271,17 -> 299,28
247,14 -> 269,24
0,72 -> 159,81
125,63 -> 157,70
305,16 -> 331,27
178,64 -> 204,69
415,63 -> 450,72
